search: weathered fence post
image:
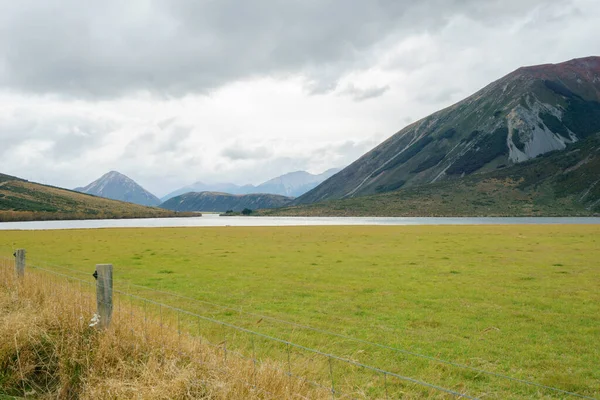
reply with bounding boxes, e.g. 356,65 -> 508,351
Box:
14,249 -> 26,278
95,264 -> 113,329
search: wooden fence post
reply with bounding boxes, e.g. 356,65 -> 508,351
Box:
14,249 -> 25,278
95,264 -> 113,329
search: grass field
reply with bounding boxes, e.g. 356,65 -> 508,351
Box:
1,225 -> 598,398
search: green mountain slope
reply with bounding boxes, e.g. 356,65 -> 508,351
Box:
0,173 -> 187,222
160,191 -> 293,212
296,56 -> 600,205
263,133 -> 600,217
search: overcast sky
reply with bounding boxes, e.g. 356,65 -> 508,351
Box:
0,0 -> 598,196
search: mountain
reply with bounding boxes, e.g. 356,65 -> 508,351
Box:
253,168 -> 342,197
295,56 -> 600,205
160,192 -> 293,212
160,182 -> 251,202
262,132 -> 600,217
0,173 -> 186,222
160,168 -> 342,202
75,171 -> 161,206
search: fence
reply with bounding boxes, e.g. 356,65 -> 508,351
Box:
0,250 -> 596,399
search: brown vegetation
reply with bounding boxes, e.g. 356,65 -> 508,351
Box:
0,260 -> 325,399
0,178 -> 196,222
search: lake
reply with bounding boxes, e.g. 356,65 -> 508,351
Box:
1,213 -> 599,230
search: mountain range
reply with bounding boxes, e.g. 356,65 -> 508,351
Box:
72,168 -> 341,212
160,168 -> 341,202
294,56 -> 600,206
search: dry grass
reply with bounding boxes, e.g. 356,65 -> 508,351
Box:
0,261 -> 328,399
0,179 -> 195,222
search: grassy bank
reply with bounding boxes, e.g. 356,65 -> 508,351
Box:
1,225 -> 598,398
0,259 -> 324,399
0,175 -> 195,222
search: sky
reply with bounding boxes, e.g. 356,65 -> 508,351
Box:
0,0 -> 598,197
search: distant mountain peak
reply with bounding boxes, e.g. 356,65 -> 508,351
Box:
75,171 -> 160,207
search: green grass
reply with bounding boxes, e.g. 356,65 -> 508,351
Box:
1,225 -> 599,398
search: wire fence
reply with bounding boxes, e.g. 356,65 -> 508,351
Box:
0,253 -> 597,400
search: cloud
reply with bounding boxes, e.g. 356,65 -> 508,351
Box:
414,86 -> 461,104
341,84 -> 390,101
0,0 -> 563,99
1,0 -> 598,198
221,144 -> 273,161
0,108 -> 115,160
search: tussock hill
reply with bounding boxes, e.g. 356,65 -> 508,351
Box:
296,56 -> 600,205
263,133 -> 600,217
160,191 -> 293,212
0,173 -> 186,222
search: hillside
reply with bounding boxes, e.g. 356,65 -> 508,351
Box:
296,56 -> 600,205
262,133 -> 600,217
160,168 -> 342,202
160,191 -> 293,212
161,182 -> 249,202
75,171 -> 161,206
0,173 -> 187,222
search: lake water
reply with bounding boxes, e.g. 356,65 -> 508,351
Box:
1,213 -> 599,230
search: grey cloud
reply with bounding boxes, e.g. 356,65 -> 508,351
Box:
414,86 -> 461,104
221,144 -> 273,161
0,0 -> 563,99
157,117 -> 177,130
0,113 -> 115,159
341,84 -> 390,101
123,123 -> 193,157
311,138 -> 382,165
161,125 -> 193,152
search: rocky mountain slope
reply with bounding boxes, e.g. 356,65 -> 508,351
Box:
296,56 -> 600,205
264,132 -> 600,217
0,173 -> 184,222
161,168 -> 341,202
75,171 -> 161,206
160,192 -> 293,212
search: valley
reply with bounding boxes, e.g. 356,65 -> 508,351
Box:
1,4 -> 599,398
